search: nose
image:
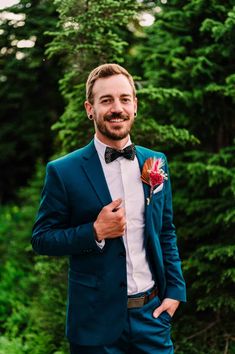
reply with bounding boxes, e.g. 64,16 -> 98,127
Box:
110,99 -> 123,113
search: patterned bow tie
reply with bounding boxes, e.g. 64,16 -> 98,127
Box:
105,144 -> 136,163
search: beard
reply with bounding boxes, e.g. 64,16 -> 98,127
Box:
94,112 -> 134,141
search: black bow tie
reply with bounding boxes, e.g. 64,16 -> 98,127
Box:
105,144 -> 136,163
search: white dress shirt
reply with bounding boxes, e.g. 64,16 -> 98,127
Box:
94,135 -> 155,295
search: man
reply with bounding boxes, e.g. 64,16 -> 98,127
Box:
32,63 -> 186,354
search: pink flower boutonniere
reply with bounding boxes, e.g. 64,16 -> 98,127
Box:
141,157 -> 168,205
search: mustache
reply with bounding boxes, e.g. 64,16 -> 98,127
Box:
104,113 -> 129,121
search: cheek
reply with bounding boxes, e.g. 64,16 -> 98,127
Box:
94,107 -> 108,119
126,105 -> 136,115
93,110 -> 101,121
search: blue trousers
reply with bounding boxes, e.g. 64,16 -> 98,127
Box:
70,295 -> 173,354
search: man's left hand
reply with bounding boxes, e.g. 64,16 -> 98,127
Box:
153,298 -> 180,319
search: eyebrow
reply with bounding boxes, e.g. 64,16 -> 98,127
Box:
99,94 -> 132,100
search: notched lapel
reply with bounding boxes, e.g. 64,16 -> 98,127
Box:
81,141 -> 112,207
136,147 -> 152,208
136,148 -> 153,245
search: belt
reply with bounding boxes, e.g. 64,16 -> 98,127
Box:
127,287 -> 158,309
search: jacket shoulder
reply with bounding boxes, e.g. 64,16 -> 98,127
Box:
47,141 -> 95,171
135,145 -> 166,159
49,149 -> 83,166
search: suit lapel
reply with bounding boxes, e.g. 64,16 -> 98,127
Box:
136,147 -> 152,244
135,147 -> 150,203
81,140 -> 112,207
81,142 -> 153,241
136,146 -> 150,207
81,142 -> 150,208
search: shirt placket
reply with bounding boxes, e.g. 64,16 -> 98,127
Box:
119,158 -> 139,294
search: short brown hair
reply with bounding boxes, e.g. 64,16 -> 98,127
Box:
86,63 -> 136,104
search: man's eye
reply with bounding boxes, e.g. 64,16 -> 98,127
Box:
101,99 -> 111,104
122,98 -> 131,103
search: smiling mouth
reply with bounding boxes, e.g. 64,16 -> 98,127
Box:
105,114 -> 129,123
108,118 -> 126,123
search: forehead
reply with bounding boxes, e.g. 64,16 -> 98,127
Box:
92,74 -> 133,99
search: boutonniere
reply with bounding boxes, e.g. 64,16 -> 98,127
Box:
141,157 -> 168,205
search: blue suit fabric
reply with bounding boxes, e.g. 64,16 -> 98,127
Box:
70,293 -> 174,354
32,140 -> 186,347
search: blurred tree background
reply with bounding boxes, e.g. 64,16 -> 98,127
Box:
0,0 -> 234,353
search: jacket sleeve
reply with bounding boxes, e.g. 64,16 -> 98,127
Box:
160,155 -> 186,302
31,162 -> 102,256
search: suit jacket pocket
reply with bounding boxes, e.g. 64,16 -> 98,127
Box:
153,183 -> 163,195
69,269 -> 100,288
152,189 -> 164,200
67,270 -> 101,327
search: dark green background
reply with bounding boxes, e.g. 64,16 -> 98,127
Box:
0,0 -> 234,353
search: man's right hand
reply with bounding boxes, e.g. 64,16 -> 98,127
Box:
94,198 -> 126,242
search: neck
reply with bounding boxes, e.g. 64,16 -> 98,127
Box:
95,133 -> 130,149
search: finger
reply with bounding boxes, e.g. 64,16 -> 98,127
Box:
114,208 -> 126,219
108,198 -> 122,211
153,304 -> 165,319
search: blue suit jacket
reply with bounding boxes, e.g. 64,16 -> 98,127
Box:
32,140 -> 186,346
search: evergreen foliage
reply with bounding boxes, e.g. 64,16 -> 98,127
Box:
48,0 -> 196,154
0,0 -> 234,353
47,0 -> 139,153
0,165 -> 69,353
0,0 -> 62,203
132,1 -> 235,352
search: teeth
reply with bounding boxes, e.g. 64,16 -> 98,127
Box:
110,119 -> 124,122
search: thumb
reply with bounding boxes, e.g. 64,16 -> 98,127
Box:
108,198 -> 122,211
153,304 -> 165,319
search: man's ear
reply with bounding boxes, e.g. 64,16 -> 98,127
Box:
84,101 -> 93,119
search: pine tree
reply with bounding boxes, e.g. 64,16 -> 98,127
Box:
46,0 -> 139,153
0,0 -> 62,203
133,1 -> 235,352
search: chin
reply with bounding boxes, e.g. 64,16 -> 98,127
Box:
107,129 -> 130,141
